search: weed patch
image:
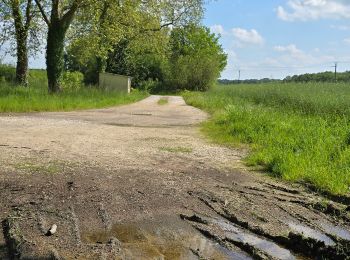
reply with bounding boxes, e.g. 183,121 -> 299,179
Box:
159,146 -> 193,153
14,162 -> 62,174
158,97 -> 169,105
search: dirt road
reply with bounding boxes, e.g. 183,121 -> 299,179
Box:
0,95 -> 349,259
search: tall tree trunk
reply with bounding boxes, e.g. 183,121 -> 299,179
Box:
11,0 -> 32,86
35,0 -> 80,93
46,21 -> 66,93
15,32 -> 29,86
95,1 -> 109,76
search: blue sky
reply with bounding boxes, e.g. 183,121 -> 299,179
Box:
2,0 -> 350,80
203,0 -> 350,79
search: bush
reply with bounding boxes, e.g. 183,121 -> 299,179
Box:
61,71 -> 84,91
0,64 -> 16,82
166,25 -> 227,91
138,79 -> 162,93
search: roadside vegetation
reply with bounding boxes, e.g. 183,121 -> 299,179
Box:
1,1 -> 224,94
183,83 -> 350,196
1,1 -> 225,112
0,66 -> 147,112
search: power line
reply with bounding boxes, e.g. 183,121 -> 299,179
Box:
331,62 -> 338,82
229,61 -> 350,80
235,62 -> 349,72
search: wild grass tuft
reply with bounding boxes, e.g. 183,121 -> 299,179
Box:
157,97 -> 169,105
159,146 -> 193,153
183,83 -> 350,195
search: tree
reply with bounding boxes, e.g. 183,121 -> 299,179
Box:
105,29 -> 170,87
65,0 -> 141,83
0,0 -> 41,85
66,0 -> 204,85
34,0 -> 83,93
167,24 -> 227,91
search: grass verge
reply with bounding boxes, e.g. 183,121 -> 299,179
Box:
0,70 -> 148,112
182,83 -> 350,196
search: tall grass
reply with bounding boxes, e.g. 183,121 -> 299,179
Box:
183,83 -> 350,195
0,69 -> 148,112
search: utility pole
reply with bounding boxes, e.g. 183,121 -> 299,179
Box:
238,70 -> 241,81
332,62 -> 338,82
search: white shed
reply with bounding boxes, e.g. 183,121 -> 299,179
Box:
99,72 -> 131,93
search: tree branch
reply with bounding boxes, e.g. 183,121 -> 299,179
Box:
61,0 -> 81,27
51,0 -> 59,20
24,0 -> 32,31
34,0 -> 49,25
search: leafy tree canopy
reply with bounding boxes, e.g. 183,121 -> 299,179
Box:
167,24 -> 227,91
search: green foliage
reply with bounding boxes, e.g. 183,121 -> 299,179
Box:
65,1 -> 210,92
0,64 -> 47,85
105,33 -> 170,87
66,0 -> 204,87
183,83 -> 350,195
0,63 -> 16,82
0,68 -> 148,112
157,97 -> 168,105
0,0 -> 43,55
61,71 -> 84,91
219,78 -> 282,85
0,0 -> 45,85
138,79 -> 162,93
167,24 -> 227,91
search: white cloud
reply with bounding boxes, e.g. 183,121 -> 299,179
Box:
274,44 -> 303,55
274,44 -> 313,63
232,28 -> 264,45
330,24 -> 350,30
277,0 -> 350,22
210,24 -> 226,35
344,38 -> 350,44
274,44 -> 335,65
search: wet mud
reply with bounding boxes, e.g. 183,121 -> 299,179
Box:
82,217 -> 250,260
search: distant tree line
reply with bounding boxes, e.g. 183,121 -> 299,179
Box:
283,71 -> 350,83
219,71 -> 350,85
218,78 -> 281,85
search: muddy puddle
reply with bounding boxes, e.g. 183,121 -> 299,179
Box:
319,222 -> 350,241
288,223 -> 335,246
81,216 -> 251,260
212,219 -> 295,260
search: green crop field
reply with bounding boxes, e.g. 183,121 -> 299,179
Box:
0,68 -> 148,112
183,83 -> 350,196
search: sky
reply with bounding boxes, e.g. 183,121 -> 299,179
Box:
203,0 -> 350,79
1,0 -> 350,80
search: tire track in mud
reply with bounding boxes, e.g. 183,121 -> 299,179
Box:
184,181 -> 350,260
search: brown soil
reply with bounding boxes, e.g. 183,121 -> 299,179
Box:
0,95 -> 349,260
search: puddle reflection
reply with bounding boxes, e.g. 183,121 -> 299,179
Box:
82,217 -> 247,259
